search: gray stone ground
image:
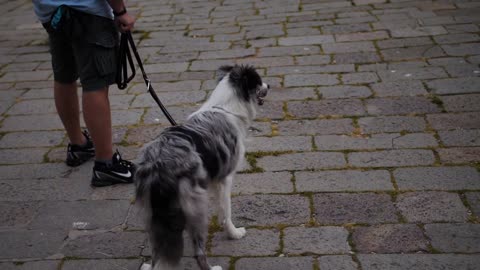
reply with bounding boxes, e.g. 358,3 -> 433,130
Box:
0,0 -> 479,269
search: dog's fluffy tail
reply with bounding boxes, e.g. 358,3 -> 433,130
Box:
135,162 -> 186,269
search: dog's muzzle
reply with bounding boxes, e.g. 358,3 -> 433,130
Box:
257,83 -> 269,105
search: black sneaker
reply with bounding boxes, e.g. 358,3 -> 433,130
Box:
66,130 -> 95,167
91,150 -> 135,187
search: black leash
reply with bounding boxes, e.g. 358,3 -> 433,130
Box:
116,31 -> 177,126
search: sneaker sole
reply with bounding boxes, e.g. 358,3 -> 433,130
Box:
91,171 -> 133,187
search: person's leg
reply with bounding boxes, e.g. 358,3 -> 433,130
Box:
82,87 -> 113,161
53,80 -> 86,146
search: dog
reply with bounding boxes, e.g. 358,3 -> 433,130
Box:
135,65 -> 269,270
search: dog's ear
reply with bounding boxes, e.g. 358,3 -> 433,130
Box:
217,65 -> 234,82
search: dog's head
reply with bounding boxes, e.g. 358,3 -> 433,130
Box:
218,65 -> 269,106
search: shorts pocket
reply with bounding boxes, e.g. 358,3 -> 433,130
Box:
93,46 -> 116,77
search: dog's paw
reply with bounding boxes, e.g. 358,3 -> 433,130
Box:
140,263 -> 152,270
211,266 -> 222,270
228,227 -> 246,240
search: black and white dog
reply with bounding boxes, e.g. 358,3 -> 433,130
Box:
135,65 -> 269,270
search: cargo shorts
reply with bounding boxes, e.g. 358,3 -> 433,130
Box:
43,8 -> 118,91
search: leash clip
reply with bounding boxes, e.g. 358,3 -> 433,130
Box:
146,79 -> 151,92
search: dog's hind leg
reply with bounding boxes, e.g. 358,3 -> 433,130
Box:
179,181 -> 222,270
220,174 -> 246,240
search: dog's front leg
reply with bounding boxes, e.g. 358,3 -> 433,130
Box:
221,174 -> 246,239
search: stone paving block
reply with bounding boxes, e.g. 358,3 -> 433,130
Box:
438,129 -> 480,146
349,149 -> 435,168
268,64 -> 354,76
318,255 -> 359,270
313,193 -> 398,225
381,45 -> 445,61
232,195 -> 310,226
377,67 -> 448,81
153,80 -> 202,92
6,99 -> 56,115
377,37 -> 433,49
111,109 -> 143,126
0,201 -> 43,229
144,62 -> 188,73
352,224 -> 429,253
370,80 -> 427,97
358,254 -> 480,270
295,170 -> 393,192
335,16 -> 377,25
258,46 -> 320,57
0,148 -> 47,164
465,192 -> 480,217
236,56 -> 294,68
283,226 -> 350,255
211,228 -> 279,256
444,63 -> 480,77
358,116 -> 426,133
425,224 -> 480,253
394,166 -> 480,191
296,55 -> 331,65
396,192 -> 468,222
264,88 -> 317,101
437,147 -> 480,164
315,133 -> 437,150
278,35 -> 334,46
434,33 -> 480,44
28,200 -> 130,230
388,60 -> 427,70
160,41 -> 230,53
335,31 -> 388,42
0,261 -> 60,270
288,99 -> 365,117
0,114 -> 64,131
441,94 -> 480,112
131,91 -> 206,107
390,26 -> 447,37
0,70 -> 51,82
245,136 -> 312,152
62,231 -> 145,259
199,48 -> 256,60
427,112 -> 480,130
284,74 -> 338,87
318,85 -> 372,99
256,101 -> 285,120
442,42 -> 480,56
257,152 -> 346,172
0,163 -> 71,180
333,51 -> 381,64
233,172 -> 293,195
342,72 -> 379,84
445,24 -> 480,34
277,119 -> 355,136
426,77 -> 480,95
366,97 -> 441,115
358,63 -> 388,71
0,229 -> 66,259
323,41 -> 376,53
236,257 -> 314,270
61,259 -> 142,270
0,179 -> 92,201
322,23 -> 372,34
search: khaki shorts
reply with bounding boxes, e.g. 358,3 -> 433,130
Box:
43,9 -> 118,91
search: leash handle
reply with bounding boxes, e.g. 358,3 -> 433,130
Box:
116,31 -> 177,126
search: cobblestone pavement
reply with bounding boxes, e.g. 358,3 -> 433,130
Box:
1,0 -> 480,269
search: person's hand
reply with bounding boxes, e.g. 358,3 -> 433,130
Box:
115,12 -> 135,32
